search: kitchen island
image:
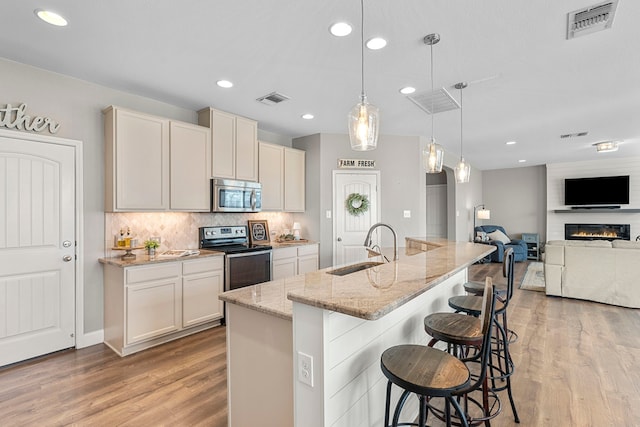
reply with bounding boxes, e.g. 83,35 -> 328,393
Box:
220,241 -> 494,427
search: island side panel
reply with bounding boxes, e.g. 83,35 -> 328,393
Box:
292,268 -> 467,427
226,304 -> 294,427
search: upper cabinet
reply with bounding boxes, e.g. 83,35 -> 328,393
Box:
104,106 -> 169,211
198,107 -> 258,182
169,121 -> 211,211
284,147 -> 305,212
259,142 -> 305,212
104,106 -> 211,212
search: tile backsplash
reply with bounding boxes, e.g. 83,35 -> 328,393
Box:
105,211 -> 294,257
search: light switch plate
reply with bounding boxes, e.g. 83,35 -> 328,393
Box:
403,210 -> 411,218
326,210 -> 332,219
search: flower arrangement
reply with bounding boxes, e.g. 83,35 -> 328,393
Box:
144,239 -> 160,249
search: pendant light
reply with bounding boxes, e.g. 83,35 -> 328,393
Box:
422,33 -> 444,173
348,0 -> 379,151
454,82 -> 471,183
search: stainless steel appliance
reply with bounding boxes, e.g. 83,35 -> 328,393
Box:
211,179 -> 262,212
199,225 -> 272,292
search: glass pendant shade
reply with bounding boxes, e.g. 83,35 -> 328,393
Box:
423,138 -> 444,173
455,158 -> 471,183
349,98 -> 379,151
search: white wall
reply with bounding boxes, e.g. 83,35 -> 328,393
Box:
546,157 -> 640,241
482,165 -> 547,240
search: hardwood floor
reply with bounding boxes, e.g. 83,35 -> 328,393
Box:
0,261 -> 638,426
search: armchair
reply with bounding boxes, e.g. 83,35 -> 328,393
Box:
474,225 -> 527,262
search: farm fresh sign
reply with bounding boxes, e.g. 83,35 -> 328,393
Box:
338,158 -> 376,169
0,103 -> 60,134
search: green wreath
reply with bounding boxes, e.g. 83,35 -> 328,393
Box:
346,193 -> 369,216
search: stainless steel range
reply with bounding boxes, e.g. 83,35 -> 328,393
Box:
199,226 -> 272,292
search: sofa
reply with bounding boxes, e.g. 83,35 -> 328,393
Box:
474,225 -> 528,262
544,239 -> 640,308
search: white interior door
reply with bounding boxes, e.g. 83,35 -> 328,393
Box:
0,133 -> 76,366
333,171 -> 380,266
426,184 -> 447,238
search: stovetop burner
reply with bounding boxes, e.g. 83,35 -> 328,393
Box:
199,226 -> 272,253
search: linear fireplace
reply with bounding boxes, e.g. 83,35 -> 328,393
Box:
564,223 -> 630,241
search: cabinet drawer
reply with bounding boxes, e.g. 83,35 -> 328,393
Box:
273,247 -> 297,260
182,257 -> 223,275
297,244 -> 318,257
126,263 -> 181,284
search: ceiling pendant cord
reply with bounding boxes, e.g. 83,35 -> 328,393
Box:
360,0 -> 365,103
430,39 -> 434,141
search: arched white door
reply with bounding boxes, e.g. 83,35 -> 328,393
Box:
0,131 -> 76,366
333,171 -> 380,266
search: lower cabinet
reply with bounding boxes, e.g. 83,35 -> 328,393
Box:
103,256 -> 224,356
272,243 -> 319,280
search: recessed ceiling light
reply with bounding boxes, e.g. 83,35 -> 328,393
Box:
329,22 -> 352,37
594,141 -> 619,153
301,113 -> 314,120
518,159 -> 527,163
216,80 -> 233,88
35,9 -> 68,26
366,37 -> 387,50
506,141 -> 517,145
399,87 -> 416,95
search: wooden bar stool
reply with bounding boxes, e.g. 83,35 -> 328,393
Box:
447,248 -> 520,423
463,247 -> 512,296
381,278 -> 497,427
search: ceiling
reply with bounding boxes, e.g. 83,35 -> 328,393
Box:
2,0 -> 640,170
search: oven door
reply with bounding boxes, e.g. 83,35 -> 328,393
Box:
225,249 -> 272,291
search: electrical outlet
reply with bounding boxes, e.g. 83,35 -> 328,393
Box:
326,210 -> 332,219
297,352 -> 314,387
403,210 -> 411,218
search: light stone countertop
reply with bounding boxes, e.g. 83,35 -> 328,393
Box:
256,240 -> 318,249
98,248 -> 224,267
219,241 -> 495,321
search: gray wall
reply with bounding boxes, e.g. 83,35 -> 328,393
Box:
0,58 -> 204,334
481,165 -> 547,240
294,133 -> 424,268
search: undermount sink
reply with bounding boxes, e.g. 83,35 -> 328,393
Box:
326,261 -> 385,276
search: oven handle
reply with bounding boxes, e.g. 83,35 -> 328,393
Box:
225,248 -> 272,259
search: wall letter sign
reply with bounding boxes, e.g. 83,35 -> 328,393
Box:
0,103 -> 60,134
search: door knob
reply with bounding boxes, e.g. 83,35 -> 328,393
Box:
63,255 -> 73,262
337,237 -> 342,242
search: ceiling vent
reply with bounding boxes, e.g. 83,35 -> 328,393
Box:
567,1 -> 618,40
560,131 -> 589,139
256,91 -> 290,105
407,87 -> 460,115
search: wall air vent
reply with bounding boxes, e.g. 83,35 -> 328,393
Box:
256,91 -> 291,105
567,1 -> 618,40
560,131 -> 589,139
407,87 -> 460,115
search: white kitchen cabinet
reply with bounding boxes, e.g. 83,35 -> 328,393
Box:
104,106 -> 211,212
284,147 -> 305,212
102,255 -> 224,356
198,107 -> 258,181
258,141 -> 284,211
259,142 -> 305,212
272,246 -> 297,280
182,257 -> 224,327
104,106 -> 169,211
169,121 -> 211,211
297,243 -> 319,274
272,243 -> 318,280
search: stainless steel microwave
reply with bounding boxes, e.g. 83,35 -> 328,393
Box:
211,178 -> 262,212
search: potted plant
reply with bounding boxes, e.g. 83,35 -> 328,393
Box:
144,239 -> 160,257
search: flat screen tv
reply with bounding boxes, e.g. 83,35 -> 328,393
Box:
564,175 -> 629,206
